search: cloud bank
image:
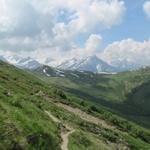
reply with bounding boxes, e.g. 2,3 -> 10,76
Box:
0,0 -> 126,61
100,39 -> 150,68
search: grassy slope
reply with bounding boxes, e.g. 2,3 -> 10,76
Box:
0,62 -> 117,150
0,61 -> 62,150
34,67 -> 150,128
0,61 -> 150,150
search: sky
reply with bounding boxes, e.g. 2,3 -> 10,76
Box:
0,0 -> 150,66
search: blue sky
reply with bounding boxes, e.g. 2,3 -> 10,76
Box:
74,0 -> 150,48
101,0 -> 150,46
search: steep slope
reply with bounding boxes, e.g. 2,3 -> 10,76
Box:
16,57 -> 42,69
1,61 -> 150,150
1,55 -> 42,69
57,55 -> 116,73
0,56 -> 7,62
34,66 -> 150,128
0,61 -> 61,150
34,65 -> 66,77
34,65 -> 98,78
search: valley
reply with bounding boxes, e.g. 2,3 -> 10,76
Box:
0,61 -> 150,150
33,65 -> 150,128
1,0 -> 150,150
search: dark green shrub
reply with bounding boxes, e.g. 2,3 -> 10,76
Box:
55,90 -> 67,99
90,105 -> 99,112
80,101 -> 85,106
11,100 -> 22,108
26,132 -> 60,150
10,141 -> 24,150
101,130 -> 118,143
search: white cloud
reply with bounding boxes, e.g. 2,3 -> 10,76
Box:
68,34 -> 102,59
51,0 -> 126,43
99,39 -> 150,68
85,34 -> 102,52
143,1 -> 150,17
0,0 -> 126,61
29,34 -> 102,64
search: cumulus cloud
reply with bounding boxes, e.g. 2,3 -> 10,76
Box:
51,0 -> 126,47
69,34 -> 102,59
0,0 -> 126,60
28,34 -> 102,64
99,39 -> 150,68
143,1 -> 150,17
85,34 -> 102,53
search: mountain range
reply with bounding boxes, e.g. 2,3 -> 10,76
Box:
57,55 -> 116,73
0,60 -> 150,150
0,55 -> 41,69
0,54 -> 148,73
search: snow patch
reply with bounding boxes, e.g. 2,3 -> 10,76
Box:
43,68 -> 51,77
71,73 -> 79,78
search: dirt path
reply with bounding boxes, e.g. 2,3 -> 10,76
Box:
45,111 -> 60,123
55,103 -> 114,130
45,111 -> 75,150
61,125 -> 75,150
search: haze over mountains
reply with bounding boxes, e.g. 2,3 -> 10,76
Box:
0,55 -> 41,69
0,54 -> 148,73
57,55 -> 116,73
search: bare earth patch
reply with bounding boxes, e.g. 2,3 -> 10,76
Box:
45,111 -> 75,150
55,103 -> 114,130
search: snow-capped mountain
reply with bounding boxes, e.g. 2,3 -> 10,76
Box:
35,65 -> 66,77
16,57 -> 42,69
1,55 -> 42,69
57,55 -> 116,73
1,54 -> 143,73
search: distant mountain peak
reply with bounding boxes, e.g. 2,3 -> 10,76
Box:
57,55 -> 116,73
0,55 -> 41,69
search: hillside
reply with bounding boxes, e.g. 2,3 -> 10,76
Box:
0,61 -> 150,150
33,66 -> 150,128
